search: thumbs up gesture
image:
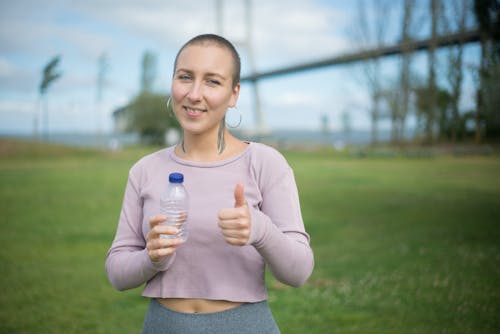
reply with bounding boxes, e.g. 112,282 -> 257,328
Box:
218,183 -> 251,246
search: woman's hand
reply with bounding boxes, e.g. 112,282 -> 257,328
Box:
146,215 -> 183,263
218,184 -> 251,246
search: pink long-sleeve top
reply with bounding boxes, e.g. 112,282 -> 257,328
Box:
105,142 -> 314,302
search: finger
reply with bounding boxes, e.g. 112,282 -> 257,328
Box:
218,207 -> 247,220
220,228 -> 250,240
223,236 -> 247,246
155,225 -> 179,235
234,183 -> 246,208
218,209 -> 237,220
148,246 -> 177,262
149,215 -> 167,228
147,237 -> 183,251
147,225 -> 179,241
218,217 -> 249,230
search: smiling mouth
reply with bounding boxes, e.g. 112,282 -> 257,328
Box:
184,106 -> 207,117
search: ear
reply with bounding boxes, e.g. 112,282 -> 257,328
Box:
229,83 -> 240,108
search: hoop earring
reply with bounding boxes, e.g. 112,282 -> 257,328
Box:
166,96 -> 174,117
226,107 -> 242,128
167,96 -> 185,152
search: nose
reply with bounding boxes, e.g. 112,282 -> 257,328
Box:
187,81 -> 202,102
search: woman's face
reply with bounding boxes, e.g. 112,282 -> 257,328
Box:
171,43 -> 240,136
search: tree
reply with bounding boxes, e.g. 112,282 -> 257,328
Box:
39,55 -> 62,140
351,0 -> 394,145
474,0 -> 500,140
421,0 -> 444,144
445,0 -> 473,141
415,85 -> 452,140
122,50 -> 177,145
125,92 -> 180,145
394,0 -> 417,144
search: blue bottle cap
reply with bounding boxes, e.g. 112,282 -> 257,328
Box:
169,172 -> 184,183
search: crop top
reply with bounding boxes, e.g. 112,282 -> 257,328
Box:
105,142 -> 314,302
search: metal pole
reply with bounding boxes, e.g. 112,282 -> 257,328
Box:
216,0 -> 223,35
43,93 -> 49,140
245,0 -> 266,135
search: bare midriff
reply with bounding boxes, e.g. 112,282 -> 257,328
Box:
156,298 -> 244,314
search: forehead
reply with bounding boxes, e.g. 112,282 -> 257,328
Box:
176,43 -> 234,76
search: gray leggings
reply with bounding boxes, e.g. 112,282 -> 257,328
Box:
141,299 -> 281,334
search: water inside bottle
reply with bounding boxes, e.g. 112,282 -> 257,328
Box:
160,209 -> 188,241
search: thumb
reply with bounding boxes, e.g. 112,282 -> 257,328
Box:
234,183 -> 246,208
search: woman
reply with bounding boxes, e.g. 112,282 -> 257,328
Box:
105,34 -> 314,333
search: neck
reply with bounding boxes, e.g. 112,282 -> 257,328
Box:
179,126 -> 231,162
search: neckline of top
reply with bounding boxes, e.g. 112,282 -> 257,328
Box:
169,142 -> 253,168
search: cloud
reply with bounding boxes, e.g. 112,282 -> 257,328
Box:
0,20 -> 50,55
55,27 -> 115,61
0,54 -> 94,95
0,1 -> 115,61
0,0 -> 359,133
0,57 -> 15,76
72,0 -> 217,47
271,91 -> 323,109
1,0 -> 352,65
226,0 -> 350,69
0,100 -> 36,115
71,0 -> 351,69
0,57 -> 37,92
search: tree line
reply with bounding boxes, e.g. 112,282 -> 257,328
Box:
39,0 -> 497,146
352,0 -> 499,145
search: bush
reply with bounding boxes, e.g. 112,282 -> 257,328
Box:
126,92 -> 180,145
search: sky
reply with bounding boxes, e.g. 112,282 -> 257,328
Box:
0,0 -> 481,136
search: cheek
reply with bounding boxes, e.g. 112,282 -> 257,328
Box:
206,91 -> 234,110
171,84 -> 185,103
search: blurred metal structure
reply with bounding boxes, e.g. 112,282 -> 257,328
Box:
217,0 -> 266,136
243,0 -> 265,135
96,53 -> 109,135
241,29 -> 481,81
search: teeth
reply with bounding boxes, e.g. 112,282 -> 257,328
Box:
186,107 -> 202,114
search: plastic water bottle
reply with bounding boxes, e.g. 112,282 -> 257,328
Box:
160,172 -> 189,242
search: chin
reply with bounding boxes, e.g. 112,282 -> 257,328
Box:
180,123 -> 206,135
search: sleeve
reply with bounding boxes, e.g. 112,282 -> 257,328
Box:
248,163 -> 314,287
105,164 -> 175,291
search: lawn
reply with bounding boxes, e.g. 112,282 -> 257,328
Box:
0,139 -> 499,333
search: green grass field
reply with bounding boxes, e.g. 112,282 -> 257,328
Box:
1,139 -> 499,333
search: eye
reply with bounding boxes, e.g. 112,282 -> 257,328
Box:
177,74 -> 192,81
208,79 -> 221,86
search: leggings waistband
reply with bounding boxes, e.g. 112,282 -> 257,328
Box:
141,299 -> 281,334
